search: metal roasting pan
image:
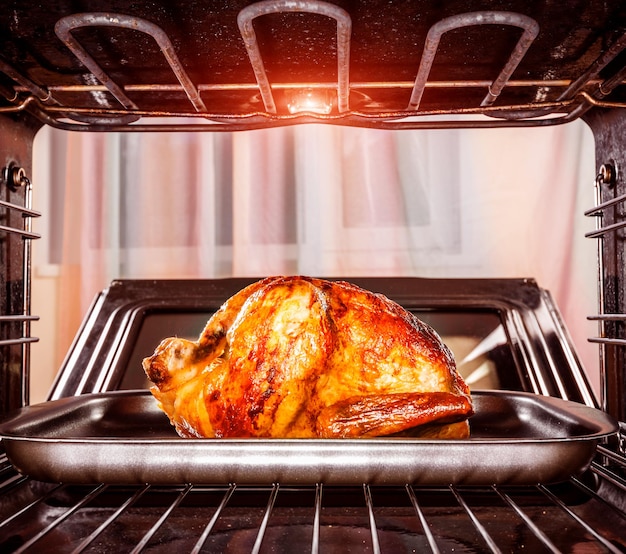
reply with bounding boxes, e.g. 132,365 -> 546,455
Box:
0,390 -> 617,486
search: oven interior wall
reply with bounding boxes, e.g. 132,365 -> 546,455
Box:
585,109 -> 626,422
27,120 -> 600,403
0,114 -> 40,414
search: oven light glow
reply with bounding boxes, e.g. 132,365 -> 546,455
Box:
287,89 -> 333,114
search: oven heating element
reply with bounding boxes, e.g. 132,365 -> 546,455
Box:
2,4 -> 625,131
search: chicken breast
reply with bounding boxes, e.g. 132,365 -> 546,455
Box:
143,276 -> 473,439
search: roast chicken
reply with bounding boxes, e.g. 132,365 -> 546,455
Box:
143,276 -> 473,439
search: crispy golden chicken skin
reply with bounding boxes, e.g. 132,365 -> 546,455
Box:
143,276 -> 473,439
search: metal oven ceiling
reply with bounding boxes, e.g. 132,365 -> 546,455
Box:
1,0 -> 626,131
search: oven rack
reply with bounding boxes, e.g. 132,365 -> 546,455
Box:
2,5 -> 626,131
1,449 -> 625,553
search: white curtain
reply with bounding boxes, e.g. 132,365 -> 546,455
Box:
33,120 -> 599,392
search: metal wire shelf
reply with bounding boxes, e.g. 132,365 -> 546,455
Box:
1,450 -> 625,553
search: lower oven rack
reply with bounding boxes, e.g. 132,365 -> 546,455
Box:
1,445 -> 625,553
